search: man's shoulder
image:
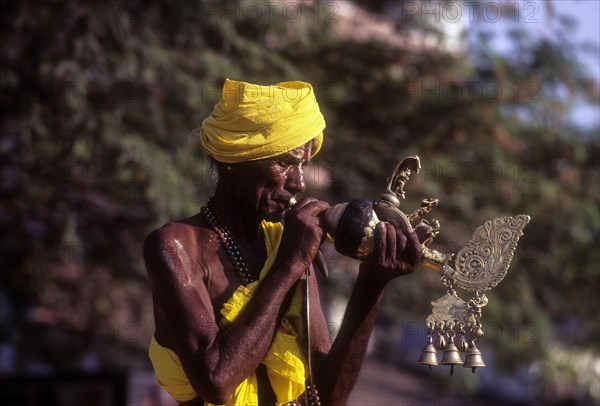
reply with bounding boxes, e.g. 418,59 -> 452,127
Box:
143,219 -> 221,283
144,216 -> 216,256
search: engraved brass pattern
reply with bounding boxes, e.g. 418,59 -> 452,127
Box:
453,215 -> 531,292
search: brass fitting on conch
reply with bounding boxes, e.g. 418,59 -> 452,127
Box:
421,247 -> 455,272
379,156 -> 453,271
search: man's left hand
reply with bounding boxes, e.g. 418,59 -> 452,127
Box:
359,221 -> 422,285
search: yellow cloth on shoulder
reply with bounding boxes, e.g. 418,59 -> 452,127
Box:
200,78 -> 325,163
148,221 -> 307,405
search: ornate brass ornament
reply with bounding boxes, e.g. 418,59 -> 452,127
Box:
421,213 -> 530,374
319,155 -> 531,375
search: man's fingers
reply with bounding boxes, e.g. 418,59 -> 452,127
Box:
396,227 -> 408,258
292,197 -> 318,210
385,223 -> 396,261
305,200 -> 330,216
293,198 -> 329,216
375,222 -> 387,264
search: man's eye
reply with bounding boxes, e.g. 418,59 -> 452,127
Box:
274,159 -> 305,169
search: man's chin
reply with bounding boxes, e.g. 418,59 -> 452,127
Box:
258,201 -> 287,223
263,210 -> 284,223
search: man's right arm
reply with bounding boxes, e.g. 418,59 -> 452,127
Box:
144,226 -> 302,404
144,199 -> 328,404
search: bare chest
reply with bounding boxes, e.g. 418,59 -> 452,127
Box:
201,239 -> 268,318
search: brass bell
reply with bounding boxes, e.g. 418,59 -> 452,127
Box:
416,342 -> 439,370
463,344 -> 486,373
440,342 -> 463,375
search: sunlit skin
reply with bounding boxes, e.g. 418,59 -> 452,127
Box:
144,141 -> 422,405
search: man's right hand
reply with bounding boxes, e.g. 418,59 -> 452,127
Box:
275,197 -> 330,275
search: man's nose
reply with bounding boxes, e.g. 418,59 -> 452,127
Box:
286,165 -> 306,194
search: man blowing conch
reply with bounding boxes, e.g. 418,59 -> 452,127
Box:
144,79 -> 421,406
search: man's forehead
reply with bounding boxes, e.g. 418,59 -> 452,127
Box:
270,143 -> 312,161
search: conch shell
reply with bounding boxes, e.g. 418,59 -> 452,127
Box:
320,156 -> 454,269
322,200 -> 380,260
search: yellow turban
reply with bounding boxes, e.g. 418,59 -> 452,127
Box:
200,79 -> 325,163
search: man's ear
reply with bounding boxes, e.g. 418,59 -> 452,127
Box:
215,161 -> 237,177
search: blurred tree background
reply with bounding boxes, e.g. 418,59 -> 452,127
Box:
1,0 -> 598,404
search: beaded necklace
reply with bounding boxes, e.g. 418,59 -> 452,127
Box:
200,198 -> 255,285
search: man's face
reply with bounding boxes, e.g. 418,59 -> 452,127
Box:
234,143 -> 312,221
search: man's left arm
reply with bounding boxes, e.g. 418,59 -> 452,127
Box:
313,222 -> 421,405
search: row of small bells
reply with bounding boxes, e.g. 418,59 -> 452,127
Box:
417,325 -> 486,374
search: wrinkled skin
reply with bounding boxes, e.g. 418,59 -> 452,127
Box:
144,142 -> 421,405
